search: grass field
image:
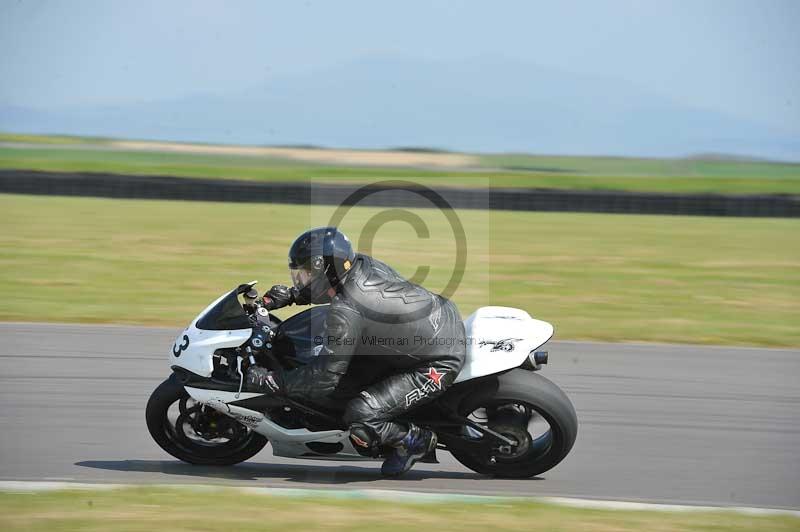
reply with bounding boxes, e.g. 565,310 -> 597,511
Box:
1,193 -> 798,347
2,133 -> 799,194
1,487 -> 796,532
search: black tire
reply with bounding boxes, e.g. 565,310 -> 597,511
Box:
448,369 -> 578,478
145,374 -> 268,466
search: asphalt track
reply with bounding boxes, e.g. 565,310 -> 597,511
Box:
1,323 -> 797,509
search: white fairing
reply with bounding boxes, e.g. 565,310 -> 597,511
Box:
169,290 -> 253,378
455,306 -> 553,383
184,387 -> 373,460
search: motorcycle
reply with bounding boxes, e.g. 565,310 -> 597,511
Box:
146,281 -> 578,478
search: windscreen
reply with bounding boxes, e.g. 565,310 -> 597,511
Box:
195,289 -> 252,331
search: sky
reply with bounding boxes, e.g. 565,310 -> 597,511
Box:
1,0 -> 798,158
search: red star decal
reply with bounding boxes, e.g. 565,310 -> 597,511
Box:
426,367 -> 445,387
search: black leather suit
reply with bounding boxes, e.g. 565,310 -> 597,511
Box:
281,253 -> 466,450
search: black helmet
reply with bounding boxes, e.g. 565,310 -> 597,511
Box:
288,227 -> 355,303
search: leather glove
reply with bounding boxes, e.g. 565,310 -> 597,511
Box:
262,284 -> 295,310
245,366 -> 281,394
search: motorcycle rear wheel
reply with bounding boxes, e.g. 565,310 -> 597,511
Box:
447,370 -> 577,478
146,374 -> 268,466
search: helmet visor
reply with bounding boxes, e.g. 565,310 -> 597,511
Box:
290,267 -> 318,290
289,257 -> 323,290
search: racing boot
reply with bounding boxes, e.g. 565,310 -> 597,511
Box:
381,424 -> 437,478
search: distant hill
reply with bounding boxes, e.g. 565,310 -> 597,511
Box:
1,54 -> 798,161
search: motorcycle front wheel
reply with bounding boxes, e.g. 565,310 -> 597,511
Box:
145,374 -> 268,465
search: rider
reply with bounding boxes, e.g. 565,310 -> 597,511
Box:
245,227 -> 466,477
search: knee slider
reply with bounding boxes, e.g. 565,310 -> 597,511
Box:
348,422 -> 380,457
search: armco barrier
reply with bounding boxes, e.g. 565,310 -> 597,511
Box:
0,169 -> 798,217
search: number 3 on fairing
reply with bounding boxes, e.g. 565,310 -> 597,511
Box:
172,334 -> 190,357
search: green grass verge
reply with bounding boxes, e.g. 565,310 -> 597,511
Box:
1,141 -> 799,194
480,153 -> 800,180
1,194 -> 798,346
0,487 -> 796,532
0,132 -> 111,145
